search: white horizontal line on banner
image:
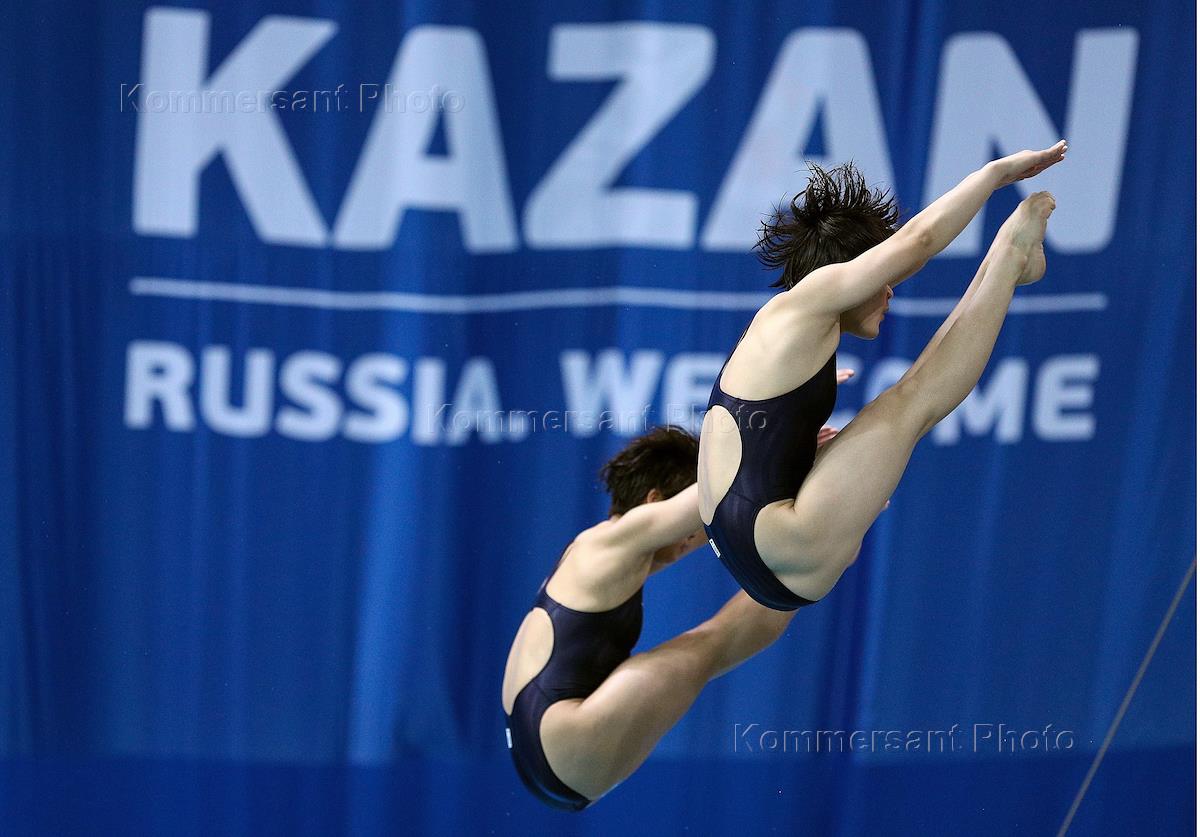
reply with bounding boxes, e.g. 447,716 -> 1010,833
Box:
129,277 -> 1108,316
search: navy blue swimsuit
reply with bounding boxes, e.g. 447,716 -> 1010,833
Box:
704,349 -> 838,610
505,564 -> 643,811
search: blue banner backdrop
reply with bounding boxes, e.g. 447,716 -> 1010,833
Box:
1,0 -> 1195,834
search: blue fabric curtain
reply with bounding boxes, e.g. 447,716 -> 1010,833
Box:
1,0 -> 1194,834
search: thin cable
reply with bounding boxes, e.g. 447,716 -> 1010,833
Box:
1056,557 -> 1196,836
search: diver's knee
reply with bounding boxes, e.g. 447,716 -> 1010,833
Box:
842,544 -> 863,568
867,377 -> 935,439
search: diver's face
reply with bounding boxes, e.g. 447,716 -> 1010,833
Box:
841,284 -> 893,338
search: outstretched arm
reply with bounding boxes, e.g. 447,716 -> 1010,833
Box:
600,483 -> 701,556
551,484 -> 702,610
593,368 -> 855,572
796,141 -> 1068,313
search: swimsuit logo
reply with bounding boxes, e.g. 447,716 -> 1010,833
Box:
709,538 -> 721,557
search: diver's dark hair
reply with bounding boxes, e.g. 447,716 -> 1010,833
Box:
600,426 -> 699,516
756,161 -> 901,290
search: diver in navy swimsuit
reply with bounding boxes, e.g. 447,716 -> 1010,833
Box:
503,426 -> 844,809
505,563 -> 643,810
704,350 -> 837,610
699,144 -> 1066,609
503,143 -> 1065,806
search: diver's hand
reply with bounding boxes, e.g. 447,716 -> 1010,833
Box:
817,369 -> 855,447
989,140 -> 1067,188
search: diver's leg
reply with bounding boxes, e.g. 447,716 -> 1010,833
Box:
540,592 -> 794,800
758,192 -> 1054,600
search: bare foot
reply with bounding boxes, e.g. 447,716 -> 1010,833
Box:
1000,191 -> 1055,285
